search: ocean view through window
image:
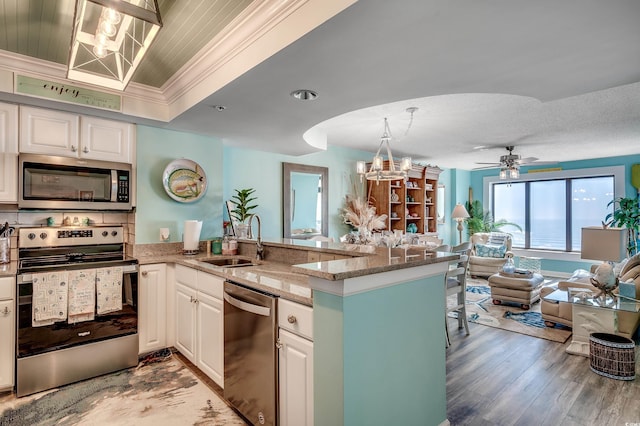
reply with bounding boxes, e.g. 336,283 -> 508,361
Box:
485,167 -> 624,253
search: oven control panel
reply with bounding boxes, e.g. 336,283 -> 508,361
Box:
18,226 -> 124,248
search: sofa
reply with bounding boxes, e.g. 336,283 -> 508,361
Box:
540,254 -> 640,338
468,232 -> 513,278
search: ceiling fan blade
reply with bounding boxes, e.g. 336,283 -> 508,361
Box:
517,157 -> 539,164
472,165 -> 501,170
474,162 -> 502,165
525,161 -> 557,166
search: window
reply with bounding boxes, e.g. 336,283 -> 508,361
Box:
485,167 -> 623,252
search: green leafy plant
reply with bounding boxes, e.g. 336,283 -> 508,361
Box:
230,188 -> 258,223
465,200 -> 522,236
605,196 -> 640,256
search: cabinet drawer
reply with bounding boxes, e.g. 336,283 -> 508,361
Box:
175,264 -> 198,289
279,298 -> 313,340
197,271 -> 223,299
0,277 -> 14,300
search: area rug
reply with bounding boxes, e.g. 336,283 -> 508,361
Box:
448,278 -> 573,343
0,350 -> 246,426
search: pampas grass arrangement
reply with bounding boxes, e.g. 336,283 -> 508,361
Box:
342,182 -> 387,243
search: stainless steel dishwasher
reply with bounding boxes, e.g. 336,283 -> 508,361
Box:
223,280 -> 278,426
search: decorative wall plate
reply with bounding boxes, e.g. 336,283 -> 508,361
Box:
162,159 -> 207,202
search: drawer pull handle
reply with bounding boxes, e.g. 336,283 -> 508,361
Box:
2,306 -> 9,316
287,315 -> 297,324
141,271 -> 148,276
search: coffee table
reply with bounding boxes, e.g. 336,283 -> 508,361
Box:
543,289 -> 640,356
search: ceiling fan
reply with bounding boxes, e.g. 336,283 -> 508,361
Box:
473,145 -> 556,170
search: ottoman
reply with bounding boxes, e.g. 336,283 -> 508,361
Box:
488,272 -> 545,310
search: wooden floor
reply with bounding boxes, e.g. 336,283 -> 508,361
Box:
446,321 -> 640,426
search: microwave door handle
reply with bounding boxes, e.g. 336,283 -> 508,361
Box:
111,170 -> 117,202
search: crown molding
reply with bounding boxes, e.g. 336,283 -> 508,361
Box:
0,0 -> 356,124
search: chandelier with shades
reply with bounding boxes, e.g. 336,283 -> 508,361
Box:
356,107 -> 418,183
68,0 -> 162,91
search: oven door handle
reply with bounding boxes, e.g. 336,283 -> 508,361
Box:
18,264 -> 138,284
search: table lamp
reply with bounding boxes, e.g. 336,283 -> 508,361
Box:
581,227 -> 627,262
581,226 -> 628,299
452,203 -> 470,244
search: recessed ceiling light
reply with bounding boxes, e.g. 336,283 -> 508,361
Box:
211,105 -> 226,111
290,89 -> 318,101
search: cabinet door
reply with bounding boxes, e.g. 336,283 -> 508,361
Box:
279,329 -> 314,426
19,106 -> 79,156
0,292 -> 15,390
138,264 -> 167,355
81,116 -> 134,163
0,102 -> 18,202
196,291 -> 224,387
175,283 -> 197,363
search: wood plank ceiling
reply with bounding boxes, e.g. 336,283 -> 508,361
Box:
0,0 -> 254,88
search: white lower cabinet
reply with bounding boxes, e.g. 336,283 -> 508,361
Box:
278,299 -> 314,426
175,265 -> 224,387
138,264 -> 167,354
0,276 -> 16,390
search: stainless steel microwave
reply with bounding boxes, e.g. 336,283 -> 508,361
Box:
19,153 -> 133,210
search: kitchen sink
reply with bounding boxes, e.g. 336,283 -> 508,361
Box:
199,257 -> 257,268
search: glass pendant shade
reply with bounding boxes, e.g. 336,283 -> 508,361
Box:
68,0 -> 163,91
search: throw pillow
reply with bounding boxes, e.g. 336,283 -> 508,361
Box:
488,234 -> 508,246
475,243 -> 506,258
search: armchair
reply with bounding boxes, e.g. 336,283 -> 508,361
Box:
468,232 -> 513,278
540,254 -> 640,338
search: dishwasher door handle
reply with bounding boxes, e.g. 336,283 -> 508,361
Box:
224,292 -> 271,317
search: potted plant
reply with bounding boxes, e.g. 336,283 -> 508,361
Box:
465,200 -> 522,236
605,196 -> 640,256
230,188 -> 258,238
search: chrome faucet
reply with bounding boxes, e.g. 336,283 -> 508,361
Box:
248,214 -> 264,260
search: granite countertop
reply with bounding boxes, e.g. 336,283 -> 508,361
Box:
136,240 -> 458,306
292,246 -> 459,281
137,253 -> 313,306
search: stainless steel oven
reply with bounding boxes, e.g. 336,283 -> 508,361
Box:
16,226 -> 138,397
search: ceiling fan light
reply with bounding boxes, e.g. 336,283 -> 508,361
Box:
356,160 -> 367,175
499,169 -> 507,179
510,167 -> 519,179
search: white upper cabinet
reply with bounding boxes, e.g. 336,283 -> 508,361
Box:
0,102 -> 18,203
20,106 -> 79,156
19,106 -> 134,164
81,116 -> 134,163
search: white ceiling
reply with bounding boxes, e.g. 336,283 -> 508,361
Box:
165,0 -> 640,169
2,0 -> 640,170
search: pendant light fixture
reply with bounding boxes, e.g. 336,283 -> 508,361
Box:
68,0 -> 162,91
356,107 -> 417,183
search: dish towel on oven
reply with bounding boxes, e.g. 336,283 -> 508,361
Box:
67,269 -> 97,323
32,271 -> 69,327
96,266 -> 123,315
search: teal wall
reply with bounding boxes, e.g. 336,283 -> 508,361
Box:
134,124 -> 387,243
466,154 -> 640,273
135,125 -> 224,243
314,274 -> 447,426
223,145 -> 374,241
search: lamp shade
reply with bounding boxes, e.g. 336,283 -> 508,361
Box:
581,227 -> 628,262
451,203 -> 470,220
